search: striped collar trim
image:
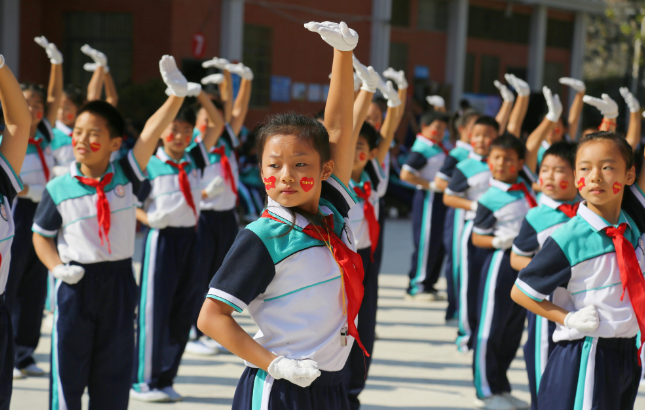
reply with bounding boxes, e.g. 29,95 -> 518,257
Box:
539,194 -> 579,210
265,197 -> 333,230
488,177 -> 521,192
468,152 -> 484,161
577,202 -> 631,232
155,146 -> 192,164
456,140 -> 474,152
414,134 -> 442,148
70,162 -> 114,180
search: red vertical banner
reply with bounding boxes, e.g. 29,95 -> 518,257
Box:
192,32 -> 206,59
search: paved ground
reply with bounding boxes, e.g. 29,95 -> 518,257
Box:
10,218 -> 645,409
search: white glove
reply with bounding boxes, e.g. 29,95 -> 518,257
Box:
426,95 -> 445,109
159,55 -> 189,97
0,55 -> 4,69
225,63 -> 254,80
35,36 -> 63,65
147,210 -> 171,229
83,63 -> 109,73
385,81 -> 401,108
583,94 -> 618,119
267,356 -> 321,388
204,176 -> 226,198
52,165 -> 69,177
559,77 -> 586,94
80,44 -> 107,67
427,181 -> 443,193
492,235 -> 515,250
52,264 -> 85,285
383,67 -> 408,90
504,73 -> 530,97
564,305 -> 600,332
470,201 -> 478,212
165,82 -> 201,98
24,184 -> 45,203
202,57 -> 230,70
352,56 -> 379,93
201,74 -> 224,85
543,86 -> 563,123
304,21 -> 359,51
353,72 -> 361,92
494,80 -> 515,103
619,87 -> 640,113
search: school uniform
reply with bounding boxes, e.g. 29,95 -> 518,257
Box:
444,152 -> 491,351
438,141 -> 474,320
516,203 -> 644,410
512,195 -> 579,410
207,174 -> 363,409
471,177 -> 534,400
52,121 -> 75,166
0,154 -> 23,410
5,127 -> 55,371
31,151 -> 145,410
346,159 -> 387,410
403,136 -> 448,296
132,143 -> 209,393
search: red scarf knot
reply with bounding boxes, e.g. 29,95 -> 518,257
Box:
436,141 -> 449,155
75,173 -> 113,253
353,181 -> 380,261
557,202 -> 580,219
165,160 -> 197,218
603,223 -> 645,364
211,146 -> 238,199
29,137 -> 50,182
508,182 -> 537,208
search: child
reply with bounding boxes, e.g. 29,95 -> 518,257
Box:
31,55 -> 188,409
197,21 -> 365,409
510,142 -> 579,410
512,132 -> 644,410
52,84 -> 83,169
131,87 -> 223,401
0,54 -> 33,410
443,116 -> 498,352
470,134 -> 534,410
400,111 -> 450,300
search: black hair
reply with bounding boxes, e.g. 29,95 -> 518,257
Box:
371,97 -> 387,117
420,111 -> 449,127
453,108 -> 480,130
174,105 -> 196,127
63,84 -> 84,108
76,100 -> 125,138
20,83 -> 47,107
211,99 -> 224,112
543,141 -> 577,169
577,131 -> 634,169
359,122 -> 380,150
490,134 -> 526,160
473,116 -> 500,133
314,109 -> 325,121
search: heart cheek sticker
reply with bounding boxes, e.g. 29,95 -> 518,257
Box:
539,178 -> 543,186
577,177 -> 585,189
67,113 -> 75,122
510,166 -> 516,174
36,112 -> 43,120
613,182 -> 622,194
72,137 -> 77,147
165,134 -> 174,143
359,152 -> 367,161
263,176 -> 276,190
90,142 -> 101,152
300,177 -> 315,192
560,181 -> 569,190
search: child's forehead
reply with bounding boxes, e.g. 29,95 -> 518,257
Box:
542,154 -> 573,170
490,146 -> 517,157
472,124 -> 495,134
426,120 -> 446,128
76,111 -> 108,128
576,140 -> 623,163
264,134 -> 318,154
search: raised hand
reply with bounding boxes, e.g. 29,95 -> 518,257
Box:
383,67 -> 408,90
304,21 -> 358,51
84,63 -> 109,73
81,44 -> 107,67
202,57 -> 230,70
559,77 -> 586,94
201,74 -> 224,85
494,80 -> 515,103
583,94 -> 618,119
504,73 -> 530,97
385,81 -> 401,108
159,55 -> 188,97
543,86 -> 563,123
426,95 -> 445,109
619,87 -> 640,113
35,36 -> 63,65
352,56 -> 379,93
225,63 -> 254,80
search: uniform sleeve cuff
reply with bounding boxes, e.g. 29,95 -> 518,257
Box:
207,288 -> 246,313
511,244 -> 536,257
32,223 -> 57,238
401,164 -> 420,176
515,279 -> 547,302
127,150 -> 146,181
444,188 -> 464,197
473,226 -> 494,235
327,174 -> 358,207
436,172 -> 451,182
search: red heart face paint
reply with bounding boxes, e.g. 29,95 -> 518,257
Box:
430,130 -> 439,137
613,182 -> 622,194
510,166 -> 516,174
560,181 -> 569,190
263,176 -> 276,190
164,134 -> 174,143
198,124 -> 207,134
539,178 -> 543,186
90,142 -> 101,152
72,137 -> 77,147
184,135 -> 192,144
36,112 -> 43,120
359,152 -> 367,161
554,127 -> 562,134
67,113 -> 74,122
300,177 -> 315,192
577,177 -> 585,189
471,141 -> 477,147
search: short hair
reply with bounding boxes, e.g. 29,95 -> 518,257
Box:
371,97 -> 387,116
20,83 -> 46,107
63,84 -> 85,108
359,121 -> 380,150
174,105 -> 196,127
543,141 -> 577,169
453,108 -> 480,130
76,100 -> 125,138
211,99 -> 224,112
473,116 -> 500,133
490,134 -> 525,160
420,111 -> 449,127
314,109 -> 325,121
577,131 -> 634,169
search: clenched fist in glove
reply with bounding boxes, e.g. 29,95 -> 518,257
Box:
52,264 -> 85,285
267,356 -> 321,388
564,305 -> 599,332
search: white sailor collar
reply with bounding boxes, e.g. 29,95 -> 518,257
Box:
456,140 -> 474,152
539,194 -> 579,210
55,120 -> 73,136
70,161 -> 115,180
468,152 -> 485,161
541,140 -> 551,150
155,146 -> 192,165
415,134 -> 441,148
577,202 -> 631,232
488,177 -> 523,192
265,197 -> 334,230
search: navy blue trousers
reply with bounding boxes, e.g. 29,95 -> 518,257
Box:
408,190 -> 446,295
192,209 -> 238,337
5,198 -> 48,369
344,247 -> 379,410
538,337 -> 641,410
524,311 -> 556,410
472,249 -> 525,399
133,226 -> 199,391
233,367 -> 350,410
371,198 -> 385,284
50,259 -> 137,410
0,297 -> 14,410
443,207 -> 466,321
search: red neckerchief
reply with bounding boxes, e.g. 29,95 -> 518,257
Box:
261,210 -> 369,357
28,137 -> 50,182
557,202 -> 580,218
165,161 -> 197,217
74,173 -> 113,253
603,223 -> 645,364
211,146 -> 238,199
416,134 -> 449,155
508,182 -> 537,208
353,181 -> 380,261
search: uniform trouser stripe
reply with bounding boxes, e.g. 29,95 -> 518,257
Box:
413,191 -> 434,289
535,315 -> 550,390
451,209 -> 465,304
136,229 -> 159,390
456,220 -> 474,350
51,279 -> 67,410
474,250 -> 503,398
252,369 -> 274,410
574,336 -> 597,410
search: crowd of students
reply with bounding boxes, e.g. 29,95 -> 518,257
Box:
0,19 -> 643,410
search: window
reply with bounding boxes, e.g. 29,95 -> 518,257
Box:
464,53 -> 475,93
546,19 -> 574,49
468,7 -> 530,45
391,0 -> 411,27
64,12 -> 133,89
389,42 -> 409,72
479,55 -> 500,94
243,24 -> 272,108
417,0 -> 448,32
544,61 -> 565,95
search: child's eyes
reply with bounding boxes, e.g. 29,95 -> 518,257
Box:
603,166 -> 613,170
296,163 -> 307,167
268,164 -> 279,169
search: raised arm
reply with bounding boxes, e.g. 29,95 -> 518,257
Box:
583,93 -> 618,133
376,82 -> 403,165
494,80 -> 515,135
81,45 -> 109,102
525,87 -> 562,172
220,70 -> 233,123
351,56 -> 378,143
505,74 -> 530,138
105,71 -> 119,107
197,91 -> 226,150
226,63 -> 253,136
559,78 -> 586,139
34,37 -> 63,126
383,67 -> 408,125
0,56 -> 32,173
619,87 -> 641,149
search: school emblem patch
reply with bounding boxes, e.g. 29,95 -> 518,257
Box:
114,185 -> 126,198
0,203 -> 8,221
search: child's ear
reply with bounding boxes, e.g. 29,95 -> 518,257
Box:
109,136 -> 123,152
369,148 -> 378,160
518,159 -> 525,169
321,160 -> 334,180
626,165 -> 636,186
